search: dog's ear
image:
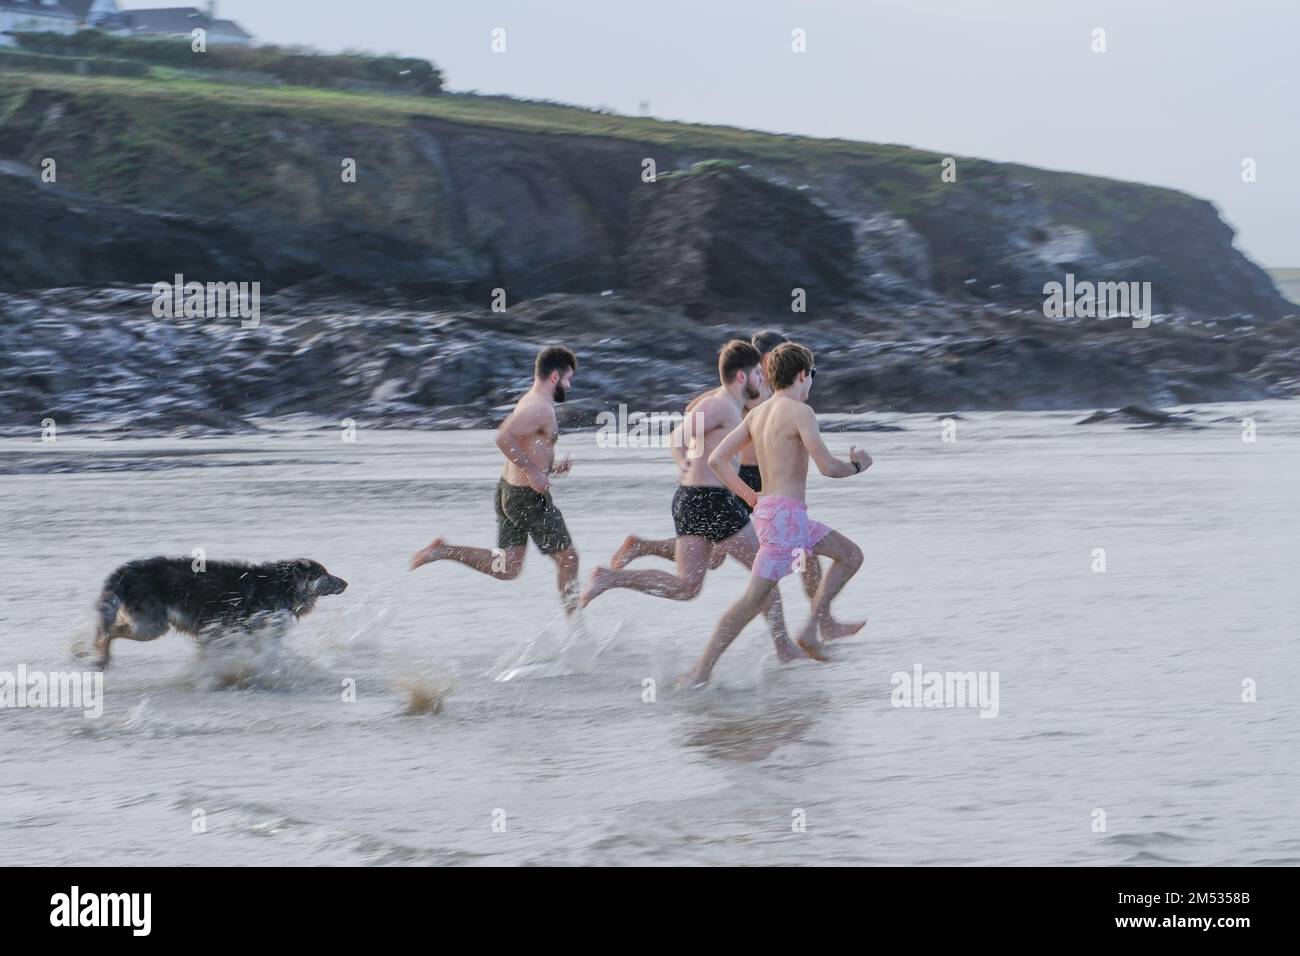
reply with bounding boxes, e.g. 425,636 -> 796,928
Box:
284,560 -> 313,589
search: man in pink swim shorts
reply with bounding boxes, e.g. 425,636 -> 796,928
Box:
750,494 -> 832,582
688,342 -> 873,685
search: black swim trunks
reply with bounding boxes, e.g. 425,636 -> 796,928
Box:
737,465 -> 762,512
671,485 -> 751,542
495,479 -> 573,555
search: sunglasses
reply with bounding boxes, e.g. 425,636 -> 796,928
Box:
809,367 -> 817,379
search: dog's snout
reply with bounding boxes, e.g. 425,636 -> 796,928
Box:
311,573 -> 348,596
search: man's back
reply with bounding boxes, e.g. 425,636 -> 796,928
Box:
749,396 -> 812,501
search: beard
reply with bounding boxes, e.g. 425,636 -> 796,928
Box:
743,381 -> 761,401
553,382 -> 568,403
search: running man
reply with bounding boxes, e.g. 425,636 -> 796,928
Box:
687,342 -> 870,685
580,340 -> 803,662
613,329 -> 857,638
410,346 -> 581,615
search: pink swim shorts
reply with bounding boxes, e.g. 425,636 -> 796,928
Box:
751,494 -> 832,581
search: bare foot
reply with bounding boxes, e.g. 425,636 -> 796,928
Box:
796,638 -> 830,662
823,617 -> 867,641
796,623 -> 831,662
774,638 -> 806,663
579,567 -> 614,608
409,537 -> 445,571
610,535 -> 641,571
676,670 -> 709,690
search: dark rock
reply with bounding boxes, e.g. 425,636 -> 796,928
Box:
821,419 -> 906,432
1076,405 -> 1201,428
626,162 -> 860,316
4,286 -> 1295,437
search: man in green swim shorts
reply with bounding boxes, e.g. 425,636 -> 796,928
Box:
410,346 -> 581,615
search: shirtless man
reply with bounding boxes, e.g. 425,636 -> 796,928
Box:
580,340 -> 802,662
613,330 -> 857,638
410,346 -> 581,615
687,342 -> 870,685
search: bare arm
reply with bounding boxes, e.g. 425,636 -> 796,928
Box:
797,406 -> 871,478
668,416 -> 689,471
674,390 -> 717,469
708,417 -> 758,507
495,403 -> 551,491
673,406 -> 712,469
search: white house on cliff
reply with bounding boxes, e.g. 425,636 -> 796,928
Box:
0,1 -> 253,46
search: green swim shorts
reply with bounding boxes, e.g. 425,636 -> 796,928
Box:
494,478 -> 573,555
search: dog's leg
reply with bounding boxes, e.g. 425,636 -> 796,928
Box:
78,590 -> 123,669
87,610 -> 168,670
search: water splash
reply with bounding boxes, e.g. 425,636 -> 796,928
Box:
491,612 -> 623,682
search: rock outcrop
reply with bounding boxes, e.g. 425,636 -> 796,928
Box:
3,286 -> 1298,436
1,76 -> 1297,434
0,78 -> 1292,320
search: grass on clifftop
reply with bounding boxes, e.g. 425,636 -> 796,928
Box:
0,71 -> 1199,225
0,71 -> 967,164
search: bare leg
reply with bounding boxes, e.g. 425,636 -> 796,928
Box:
796,530 -> 865,658
802,556 -> 864,639
581,536 -> 710,606
611,535 -> 726,570
687,575 -> 780,685
610,534 -> 674,569
550,547 -> 580,616
409,539 -> 525,580
715,525 -> 803,662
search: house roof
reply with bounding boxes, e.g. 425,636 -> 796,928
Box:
123,7 -> 252,39
0,1 -> 80,19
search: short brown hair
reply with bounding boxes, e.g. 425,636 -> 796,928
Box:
750,329 -> 787,355
766,342 -> 814,390
718,339 -> 761,386
535,345 -> 577,381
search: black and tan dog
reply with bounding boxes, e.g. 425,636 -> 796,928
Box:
80,557 -> 348,668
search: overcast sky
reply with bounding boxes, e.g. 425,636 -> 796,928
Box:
129,0 -> 1297,267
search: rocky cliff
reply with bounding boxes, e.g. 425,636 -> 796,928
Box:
1,75 -> 1289,317
0,74 -> 1296,432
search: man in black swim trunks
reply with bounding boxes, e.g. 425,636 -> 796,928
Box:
580,341 -> 803,662
410,346 -> 581,615
614,330 -> 856,638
